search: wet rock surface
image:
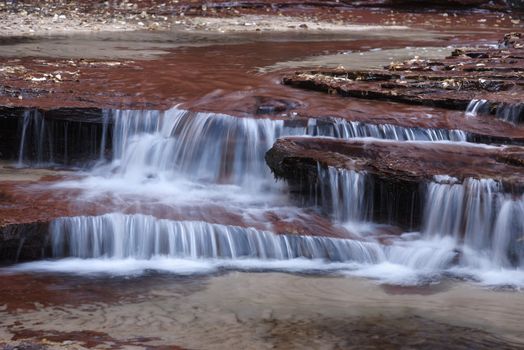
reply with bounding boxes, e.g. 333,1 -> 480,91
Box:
0,3 -> 524,349
284,32 -> 524,123
0,222 -> 50,263
0,174 -> 357,263
266,137 -> 524,228
266,137 -> 524,189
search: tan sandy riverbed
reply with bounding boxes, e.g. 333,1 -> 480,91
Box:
1,272 -> 523,349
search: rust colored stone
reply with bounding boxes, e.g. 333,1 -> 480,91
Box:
283,32 -> 524,123
266,137 -> 524,190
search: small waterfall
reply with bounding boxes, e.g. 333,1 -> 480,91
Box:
16,109 -> 105,167
422,177 -> 524,268
43,213 -> 468,279
466,99 -> 524,124
13,107 -> 469,169
107,108 -> 291,184
101,107 -> 470,185
328,119 -> 467,142
17,109 -> 54,166
496,102 -> 524,125
318,166 -> 371,222
50,213 -> 385,263
465,99 -> 489,117
99,109 -> 111,161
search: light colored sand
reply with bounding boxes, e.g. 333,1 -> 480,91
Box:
1,272 -> 524,349
0,11 -> 164,37
262,46 -> 451,72
178,15 -> 411,33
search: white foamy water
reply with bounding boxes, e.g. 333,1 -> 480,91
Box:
318,166 -> 371,223
466,99 -> 489,117
51,107 -> 470,210
423,177 -> 524,268
100,108 -> 468,185
466,99 -> 524,124
7,211 -> 524,288
49,213 -> 384,262
12,107 -> 524,288
17,107 -> 468,169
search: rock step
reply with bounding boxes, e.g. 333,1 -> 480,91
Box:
266,137 -> 524,228
283,32 -> 524,124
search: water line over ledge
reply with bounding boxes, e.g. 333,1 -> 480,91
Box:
423,176 -> 524,268
15,106 -> 469,168
11,107 -> 524,287
314,167 -> 524,270
98,108 -> 469,184
466,99 -> 524,125
9,210 -> 523,287
49,213 -> 384,262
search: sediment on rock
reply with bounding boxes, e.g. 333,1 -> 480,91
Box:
283,32 -> 524,124
266,137 -> 524,229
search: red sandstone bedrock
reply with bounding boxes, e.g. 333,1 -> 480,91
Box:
265,137 -> 524,229
266,137 -> 524,189
283,33 -> 524,123
0,175 -> 367,263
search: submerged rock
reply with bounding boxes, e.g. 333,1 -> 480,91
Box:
283,32 -> 524,124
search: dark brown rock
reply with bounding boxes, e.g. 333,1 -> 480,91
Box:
266,137 -> 524,228
267,137 -> 524,189
0,221 -> 50,263
283,32 -> 524,124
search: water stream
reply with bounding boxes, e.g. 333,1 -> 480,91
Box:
466,99 -> 524,124
7,107 -> 524,287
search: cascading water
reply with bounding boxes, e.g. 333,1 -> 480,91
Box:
466,99 -> 489,117
496,102 -> 524,125
29,211 -> 495,285
329,118 -> 467,142
17,109 -> 53,166
106,108 -> 291,184
98,108 -> 468,186
17,109 -> 106,167
466,99 -> 524,124
16,106 -> 524,287
13,106 -> 468,169
318,166 -> 371,223
50,213 -> 384,263
423,177 -> 524,269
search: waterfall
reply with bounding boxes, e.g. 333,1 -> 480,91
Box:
422,176 -> 524,268
106,108 -> 291,184
50,213 -> 385,263
466,99 -> 489,117
16,109 -> 105,167
19,204 -> 523,285
328,119 -> 467,142
41,213 -> 470,281
15,106 -> 524,286
99,107 -> 469,185
13,107 -> 468,168
496,102 -> 524,125
466,99 -> 524,124
17,109 -> 54,166
99,109 -> 111,161
318,166 -> 371,222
